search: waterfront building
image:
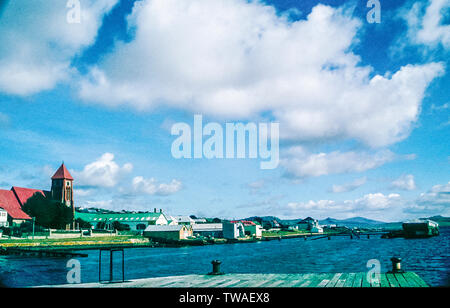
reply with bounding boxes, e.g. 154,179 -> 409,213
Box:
173,215 -> 196,225
192,223 -> 223,238
143,224 -> 193,241
223,221 -> 246,239
0,163 -> 74,228
0,208 -> 8,227
192,218 -> 207,224
295,217 -> 320,231
75,210 -> 169,231
165,215 -> 179,225
230,220 -> 262,237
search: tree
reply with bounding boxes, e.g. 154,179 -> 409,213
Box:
75,218 -> 92,229
22,193 -> 73,229
112,221 -> 130,231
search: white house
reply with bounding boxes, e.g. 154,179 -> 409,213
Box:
0,208 -> 8,227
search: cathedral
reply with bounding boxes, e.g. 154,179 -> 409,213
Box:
0,163 -> 75,229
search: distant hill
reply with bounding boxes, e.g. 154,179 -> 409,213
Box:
242,215 -> 450,230
422,215 -> 450,227
319,216 -> 386,228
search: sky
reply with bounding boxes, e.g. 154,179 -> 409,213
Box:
0,0 -> 449,222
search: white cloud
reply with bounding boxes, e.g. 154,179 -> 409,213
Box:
331,177 -> 367,193
78,0 -> 444,148
286,193 -> 402,217
404,0 -> 450,49
132,176 -> 182,196
354,193 -> 401,211
281,146 -> 394,178
405,181 -> 450,215
0,0 -> 118,95
391,174 -> 416,191
72,153 -> 133,188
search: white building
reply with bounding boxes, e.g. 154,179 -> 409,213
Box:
223,221 -> 245,239
192,223 -> 223,237
0,208 -> 8,227
311,226 -> 323,233
173,216 -> 195,225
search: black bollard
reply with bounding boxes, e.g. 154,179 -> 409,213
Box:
209,260 -> 224,275
389,257 -> 404,273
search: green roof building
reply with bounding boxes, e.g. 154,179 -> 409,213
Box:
75,211 -> 169,231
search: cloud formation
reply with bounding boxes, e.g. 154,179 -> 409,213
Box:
404,0 -> 450,49
406,181 -> 450,216
132,176 -> 182,196
281,147 -> 394,178
0,0 -> 118,95
331,177 -> 367,193
391,174 -> 416,191
286,192 -> 401,217
78,0 -> 444,148
72,153 -> 133,188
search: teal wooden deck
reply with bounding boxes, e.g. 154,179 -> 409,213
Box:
41,272 -> 428,288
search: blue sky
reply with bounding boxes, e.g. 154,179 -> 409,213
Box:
0,0 -> 449,221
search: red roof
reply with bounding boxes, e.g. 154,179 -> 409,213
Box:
230,220 -> 256,226
0,189 -> 31,220
51,163 -> 73,180
11,187 -> 48,207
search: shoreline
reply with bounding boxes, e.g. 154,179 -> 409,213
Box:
0,230 -> 388,252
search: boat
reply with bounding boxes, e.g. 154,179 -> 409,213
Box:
402,219 -> 439,238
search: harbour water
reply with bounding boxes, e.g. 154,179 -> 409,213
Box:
1,227 -> 449,287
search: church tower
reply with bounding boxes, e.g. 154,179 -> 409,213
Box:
51,163 -> 74,229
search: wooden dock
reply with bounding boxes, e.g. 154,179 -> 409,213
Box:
38,272 -> 428,288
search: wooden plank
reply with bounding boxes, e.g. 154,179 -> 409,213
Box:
280,274 -> 310,287
192,277 -> 232,288
352,272 -> 363,288
394,273 -> 410,287
343,273 -> 356,287
311,273 -> 332,287
386,273 -> 400,287
361,272 -> 371,288
39,271 -> 431,288
400,273 -> 418,287
232,274 -> 277,287
379,274 -> 390,288
292,274 -> 315,287
214,279 -> 243,288
325,273 -> 342,287
404,272 -> 428,287
335,273 -> 348,287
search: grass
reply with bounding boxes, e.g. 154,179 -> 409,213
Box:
0,235 -> 149,248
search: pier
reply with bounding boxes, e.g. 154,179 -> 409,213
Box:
37,272 -> 428,288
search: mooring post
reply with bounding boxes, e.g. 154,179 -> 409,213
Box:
327,236 -> 331,240
390,257 -> 404,273
367,234 -> 370,239
209,260 -> 224,275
